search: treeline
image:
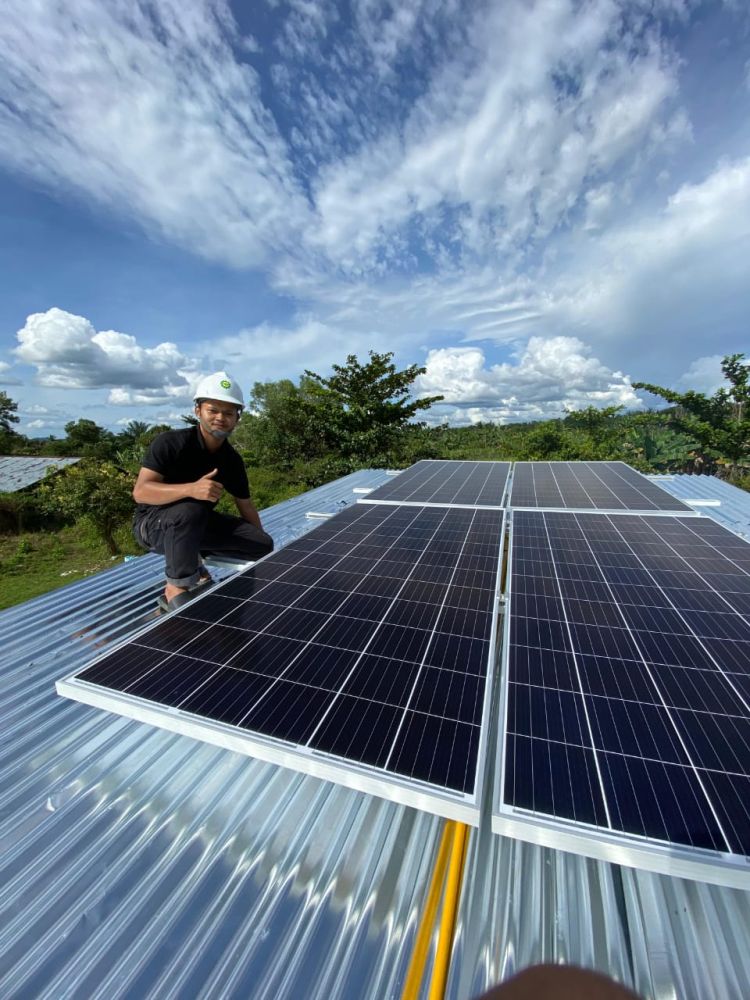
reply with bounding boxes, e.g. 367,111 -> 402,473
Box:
1,351 -> 748,556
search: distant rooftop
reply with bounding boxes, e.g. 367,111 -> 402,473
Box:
650,472 -> 750,538
0,455 -> 79,493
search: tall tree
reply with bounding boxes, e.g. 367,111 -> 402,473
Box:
303,351 -> 443,462
633,353 -> 750,476
235,377 -> 328,466
117,420 -> 151,447
62,418 -> 115,458
0,391 -> 20,434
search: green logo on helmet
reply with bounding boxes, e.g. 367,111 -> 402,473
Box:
220,379 -> 231,389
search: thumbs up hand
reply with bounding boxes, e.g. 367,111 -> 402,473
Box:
192,468 -> 223,502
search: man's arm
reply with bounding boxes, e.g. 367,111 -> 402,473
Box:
234,496 -> 264,530
133,467 -> 223,505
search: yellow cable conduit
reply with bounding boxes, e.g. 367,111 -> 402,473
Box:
401,820 -> 471,1000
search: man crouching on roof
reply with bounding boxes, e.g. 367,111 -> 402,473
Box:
132,371 -> 273,614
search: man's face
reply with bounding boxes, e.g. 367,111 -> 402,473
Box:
195,399 -> 240,440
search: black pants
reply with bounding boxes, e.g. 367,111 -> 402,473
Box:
133,500 -> 274,588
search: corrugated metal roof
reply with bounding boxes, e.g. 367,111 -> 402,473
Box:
650,473 -> 750,538
1,468 -> 749,999
0,455 -> 80,492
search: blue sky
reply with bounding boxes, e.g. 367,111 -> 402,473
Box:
0,0 -> 748,435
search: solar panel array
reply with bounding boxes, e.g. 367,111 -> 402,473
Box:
57,455 -> 750,885
59,501 -> 504,824
510,461 -> 692,513
360,459 -> 510,508
495,510 -> 750,886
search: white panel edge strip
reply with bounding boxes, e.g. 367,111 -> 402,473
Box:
358,499 -> 507,510
56,676 -> 481,826
491,809 -> 750,890
506,505 -> 701,517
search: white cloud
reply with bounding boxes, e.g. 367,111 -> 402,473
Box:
675,355 -> 726,394
14,308 -> 197,398
1,0 -> 748,429
0,0 -> 691,280
415,338 -> 641,424
551,155 -> 750,371
310,0 -> 686,268
0,360 -> 23,386
583,183 -> 616,231
107,386 -> 194,407
203,317 -> 380,385
0,0 -> 311,270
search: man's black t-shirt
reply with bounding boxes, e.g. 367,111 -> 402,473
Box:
135,426 -> 250,516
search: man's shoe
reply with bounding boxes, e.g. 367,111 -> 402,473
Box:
157,589 -> 201,614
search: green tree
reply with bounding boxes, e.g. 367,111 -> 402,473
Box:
303,351 -> 444,463
0,391 -> 20,453
235,378 -> 328,466
116,420 -> 151,449
563,405 -> 622,442
114,421 -> 172,472
633,353 -> 750,477
38,460 -> 134,554
61,418 -> 115,458
0,391 -> 20,433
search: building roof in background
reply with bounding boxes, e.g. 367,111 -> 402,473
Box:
650,473 -> 750,539
0,455 -> 79,492
1,470 -> 749,999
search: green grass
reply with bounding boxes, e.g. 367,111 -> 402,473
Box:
0,521 -> 143,612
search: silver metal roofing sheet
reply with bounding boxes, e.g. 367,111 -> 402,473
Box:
0,455 -> 79,492
649,473 -> 750,538
1,467 -> 749,999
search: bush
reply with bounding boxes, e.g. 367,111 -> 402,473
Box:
37,460 -> 134,554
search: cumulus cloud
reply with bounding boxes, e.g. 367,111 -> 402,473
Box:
14,308 -> 197,402
415,338 -> 641,424
1,0 -> 747,428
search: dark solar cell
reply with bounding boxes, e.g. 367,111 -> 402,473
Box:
498,509 -> 750,885
509,461 -> 692,512
62,501 -> 504,821
360,460 -> 510,508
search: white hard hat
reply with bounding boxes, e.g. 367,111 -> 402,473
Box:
193,371 -> 244,409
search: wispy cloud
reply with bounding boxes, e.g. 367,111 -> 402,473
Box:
0,0 -> 690,280
0,0 -> 311,269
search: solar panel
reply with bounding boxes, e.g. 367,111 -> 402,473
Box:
58,503 -> 505,825
494,510 -> 750,888
509,461 -> 693,513
359,460 -> 510,509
